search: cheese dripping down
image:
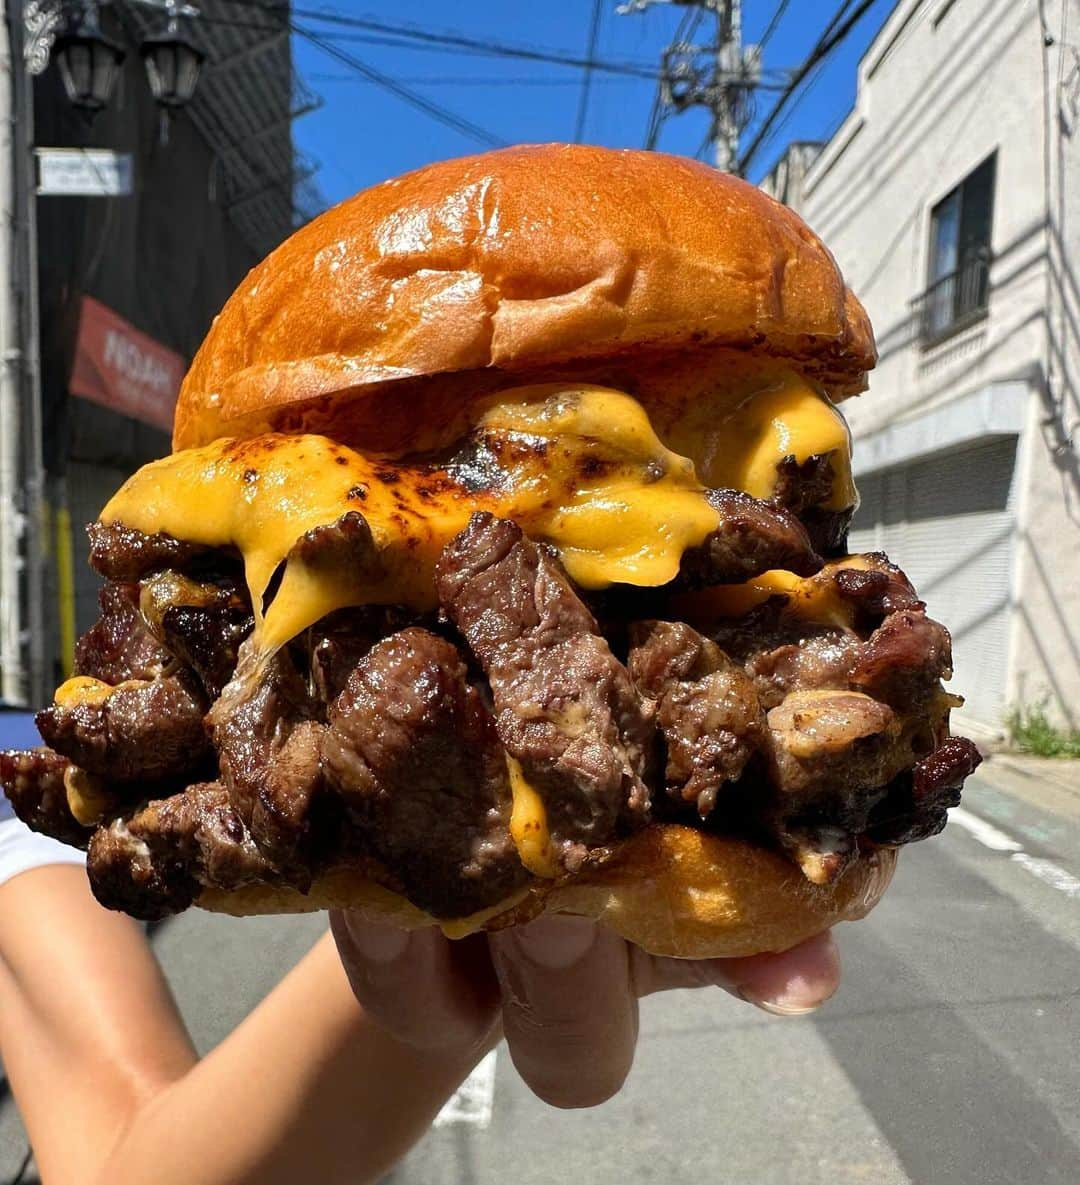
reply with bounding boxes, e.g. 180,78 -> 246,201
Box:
100,379 -> 852,655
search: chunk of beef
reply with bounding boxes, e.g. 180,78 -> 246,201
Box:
287,511 -> 383,579
774,453 -> 837,514
866,736 -> 981,846
304,606 -> 419,707
0,748 -> 89,848
709,600 -> 864,712
772,452 -> 854,556
323,627 -> 527,917
628,620 -> 764,817
850,610 -> 953,707
140,571 -> 253,699
88,521 -> 210,581
75,582 -> 175,685
87,782 -> 277,920
209,643 -> 329,884
680,490 -> 822,586
436,513 -> 652,872
834,557 -> 923,621
36,672 -> 210,784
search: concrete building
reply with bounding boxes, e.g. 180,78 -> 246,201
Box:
763,0 -> 1080,738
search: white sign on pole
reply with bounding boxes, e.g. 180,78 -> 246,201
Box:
35,148 -> 133,196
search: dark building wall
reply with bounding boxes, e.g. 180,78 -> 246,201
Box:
33,15 -> 277,672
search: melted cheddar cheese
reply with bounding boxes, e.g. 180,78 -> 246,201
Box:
54,675 -> 126,707
665,370 -> 856,510
100,377 -> 853,655
103,385 -> 723,651
671,556 -> 876,630
64,765 -> 115,826
506,757 -> 558,878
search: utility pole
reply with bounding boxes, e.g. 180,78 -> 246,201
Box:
622,0 -> 760,174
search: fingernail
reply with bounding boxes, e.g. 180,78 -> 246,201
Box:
740,991 -> 820,1017
343,915 -> 411,964
510,915 -> 597,969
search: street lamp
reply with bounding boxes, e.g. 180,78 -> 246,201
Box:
137,0 -> 204,110
23,0 -> 205,116
140,28 -> 203,109
51,3 -> 125,114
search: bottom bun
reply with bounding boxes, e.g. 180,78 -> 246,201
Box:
196,825 -> 898,958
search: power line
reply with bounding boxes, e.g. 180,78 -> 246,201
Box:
757,0 -> 792,53
291,23 -> 507,149
230,1 -> 658,78
736,0 -> 877,174
309,74 -> 640,87
574,0 -> 605,142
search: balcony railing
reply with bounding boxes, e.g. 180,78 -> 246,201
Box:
913,252 -> 991,347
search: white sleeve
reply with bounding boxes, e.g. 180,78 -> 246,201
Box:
0,815 -> 86,889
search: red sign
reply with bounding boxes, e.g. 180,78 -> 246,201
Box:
69,296 -> 185,432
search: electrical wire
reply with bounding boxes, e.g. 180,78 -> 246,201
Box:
309,74 -> 639,87
228,1 -> 658,78
291,22 -> 508,148
736,0 -> 877,174
574,0 -> 605,142
757,0 -> 793,53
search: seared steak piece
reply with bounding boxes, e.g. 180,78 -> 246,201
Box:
209,644 -> 328,883
834,556 -> 923,619
628,620 -> 764,817
287,511 -> 383,580
88,521 -> 211,581
712,602 -> 864,712
324,626 -> 527,916
87,782 -> 277,920
680,489 -> 822,585
0,748 -> 89,848
305,606 -> 420,707
437,513 -> 653,872
867,736 -> 981,846
75,582 -> 175,685
851,610 -> 953,707
36,672 -> 210,784
140,572 -> 253,700
772,452 -> 853,556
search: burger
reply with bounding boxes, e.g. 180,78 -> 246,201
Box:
0,145 -> 980,957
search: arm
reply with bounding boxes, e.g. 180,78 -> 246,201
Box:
0,865 -> 492,1185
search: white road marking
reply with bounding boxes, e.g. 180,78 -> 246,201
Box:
434,1048 -> 498,1129
950,807 -> 1023,852
950,806 -> 1080,900
1010,853 -> 1080,900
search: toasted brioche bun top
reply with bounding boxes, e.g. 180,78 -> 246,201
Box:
174,144 -> 875,451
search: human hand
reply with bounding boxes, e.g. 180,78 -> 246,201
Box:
330,912 -> 840,1109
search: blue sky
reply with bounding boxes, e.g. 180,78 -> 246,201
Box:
290,0 -> 898,206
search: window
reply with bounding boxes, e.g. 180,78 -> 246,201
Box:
917,153 -> 995,345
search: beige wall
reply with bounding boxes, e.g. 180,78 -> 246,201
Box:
790,0 -> 1080,726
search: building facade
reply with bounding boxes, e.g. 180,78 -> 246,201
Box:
764,0 -> 1080,737
7,0 -> 323,704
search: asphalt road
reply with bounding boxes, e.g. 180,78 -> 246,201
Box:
1,767 -> 1077,1184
